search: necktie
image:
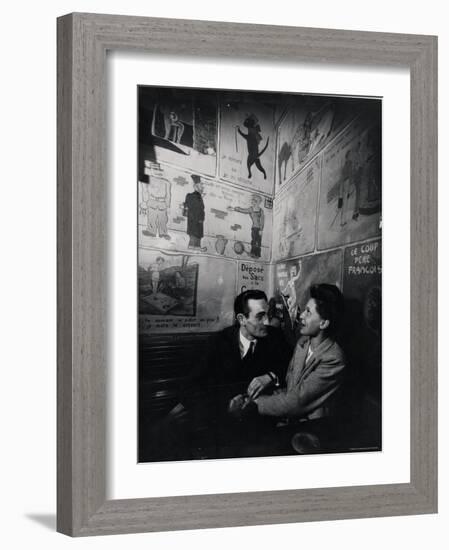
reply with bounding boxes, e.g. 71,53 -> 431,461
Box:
244,341 -> 255,361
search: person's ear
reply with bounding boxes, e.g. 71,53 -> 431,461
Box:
320,319 -> 330,331
236,313 -> 246,326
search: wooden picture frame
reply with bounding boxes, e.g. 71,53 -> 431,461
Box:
57,12 -> 437,536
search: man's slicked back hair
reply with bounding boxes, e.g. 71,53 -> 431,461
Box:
234,289 -> 268,319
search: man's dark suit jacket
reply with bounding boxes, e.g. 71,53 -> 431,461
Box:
184,325 -> 292,429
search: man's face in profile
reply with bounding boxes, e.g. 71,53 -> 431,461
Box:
239,298 -> 269,340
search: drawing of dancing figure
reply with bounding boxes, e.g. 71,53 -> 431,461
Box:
228,194 -> 264,258
236,113 -> 269,180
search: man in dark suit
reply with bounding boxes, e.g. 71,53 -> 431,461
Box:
148,290 -> 291,461
199,289 -> 291,409
183,174 -> 207,251
180,290 -> 292,456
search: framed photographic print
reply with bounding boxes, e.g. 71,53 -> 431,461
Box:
57,13 -> 437,536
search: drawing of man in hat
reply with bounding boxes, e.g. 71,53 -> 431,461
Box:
183,174 -> 207,252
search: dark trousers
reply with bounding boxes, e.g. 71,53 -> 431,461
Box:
251,227 -> 262,257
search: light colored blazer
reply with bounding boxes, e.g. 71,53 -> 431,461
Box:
256,336 -> 345,420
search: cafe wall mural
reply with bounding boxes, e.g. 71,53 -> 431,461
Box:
138,86 -> 381,334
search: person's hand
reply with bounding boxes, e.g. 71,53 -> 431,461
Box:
228,394 -> 246,416
247,374 -> 273,399
227,206 -> 234,211
228,394 -> 257,420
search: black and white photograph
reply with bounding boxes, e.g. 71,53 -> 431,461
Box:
138,86 -> 382,462
1,0 -> 443,545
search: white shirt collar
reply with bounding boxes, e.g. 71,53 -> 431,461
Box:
239,330 -> 256,358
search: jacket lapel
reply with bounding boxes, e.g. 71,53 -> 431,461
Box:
287,337 -> 308,386
297,337 -> 334,384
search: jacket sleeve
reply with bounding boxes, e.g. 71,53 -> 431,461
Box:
256,353 -> 345,418
233,206 -> 251,214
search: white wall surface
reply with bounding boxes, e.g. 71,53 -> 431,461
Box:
0,1 -> 445,548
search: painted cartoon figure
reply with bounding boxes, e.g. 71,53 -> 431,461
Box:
183,174 -> 207,251
278,111 -> 312,184
228,194 -> 265,258
293,111 -> 314,167
351,141 -> 364,221
365,129 -> 381,210
277,141 -> 293,184
337,150 -> 353,227
149,256 -> 165,294
140,162 -> 171,239
335,143 -> 365,226
236,114 -> 269,180
284,261 -> 302,323
164,110 -> 185,143
307,104 -> 334,155
273,263 -> 302,347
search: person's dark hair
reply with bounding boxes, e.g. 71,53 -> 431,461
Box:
234,289 -> 268,319
309,284 -> 344,334
267,297 -> 278,320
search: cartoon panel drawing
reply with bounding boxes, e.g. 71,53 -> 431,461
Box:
138,249 -> 236,333
138,86 -> 217,177
139,252 -> 198,317
276,97 -> 367,188
219,95 -> 276,195
318,105 -> 381,249
138,163 -> 273,261
271,250 -> 342,347
272,159 -> 320,261
274,250 -> 342,316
